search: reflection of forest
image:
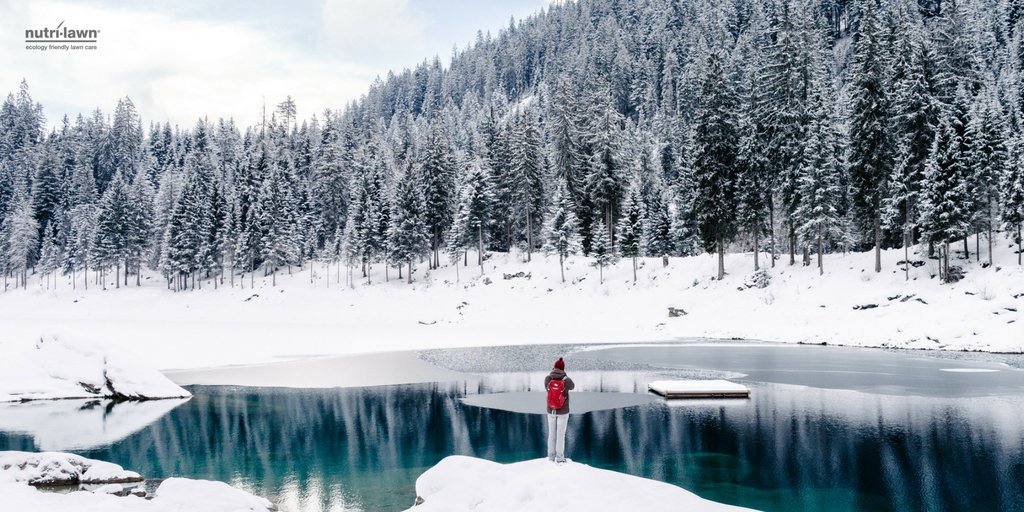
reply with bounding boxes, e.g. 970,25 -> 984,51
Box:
7,382 -> 1021,512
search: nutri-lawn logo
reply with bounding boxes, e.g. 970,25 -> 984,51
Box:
25,21 -> 100,52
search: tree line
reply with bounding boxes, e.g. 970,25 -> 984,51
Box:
2,0 -> 1024,292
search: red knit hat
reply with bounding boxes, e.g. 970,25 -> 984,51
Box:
554,358 -> 565,370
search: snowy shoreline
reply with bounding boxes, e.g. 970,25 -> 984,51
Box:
0,243 -> 1021,382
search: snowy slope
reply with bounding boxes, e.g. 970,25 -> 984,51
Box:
410,455 -> 758,511
0,334 -> 191,402
0,238 -> 1021,375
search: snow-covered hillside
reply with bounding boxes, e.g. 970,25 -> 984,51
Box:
0,240 -> 1021,375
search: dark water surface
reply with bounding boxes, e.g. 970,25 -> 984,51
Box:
2,343 -> 1024,512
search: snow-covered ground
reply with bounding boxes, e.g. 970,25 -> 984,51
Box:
0,334 -> 191,402
1,238 -> 1021,376
1,453 -> 274,512
410,455 -> 757,511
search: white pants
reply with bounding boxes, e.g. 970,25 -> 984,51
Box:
547,412 -> 568,460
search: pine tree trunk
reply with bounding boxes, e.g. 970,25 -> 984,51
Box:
1018,226 -> 1022,266
754,227 -> 759,271
560,253 -> 565,283
599,263 -> 603,284
963,236 -> 969,261
72,268 -> 76,290
479,226 -> 484,276
988,211 -> 993,268
718,237 -> 725,280
976,232 -> 980,263
115,262 -> 120,289
769,206 -> 775,268
84,261 -> 88,290
874,216 -> 881,273
904,229 -> 909,282
407,258 -> 413,284
273,266 -> 276,287
803,245 -> 810,266
818,224 -> 824,276
632,256 -> 637,282
786,226 -> 794,266
527,209 -> 533,263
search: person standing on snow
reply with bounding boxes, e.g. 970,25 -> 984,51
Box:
545,357 -> 575,463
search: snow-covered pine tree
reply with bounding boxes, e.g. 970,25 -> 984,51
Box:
388,163 -> 430,284
886,14 -> 939,277
584,76 -> 626,247
451,158 -> 494,275
542,177 -> 582,283
692,49 -> 740,280
588,218 -> 618,285
421,124 -> 456,269
550,77 -> 587,207
92,172 -> 132,289
1003,134 -> 1024,265
126,168 -> 154,286
921,97 -> 971,282
0,191 -> 37,289
794,61 -> 842,276
258,159 -> 300,287
847,0 -> 894,273
616,185 -> 644,281
511,106 -> 545,261
38,220 -> 60,289
966,88 -> 1007,266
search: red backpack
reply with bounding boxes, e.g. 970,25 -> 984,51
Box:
547,379 -> 566,410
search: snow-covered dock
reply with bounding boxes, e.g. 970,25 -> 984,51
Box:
648,380 -> 751,399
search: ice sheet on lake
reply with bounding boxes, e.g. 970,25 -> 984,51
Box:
460,391 -> 660,415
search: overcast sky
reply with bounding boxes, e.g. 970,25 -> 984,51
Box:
0,0 -> 551,131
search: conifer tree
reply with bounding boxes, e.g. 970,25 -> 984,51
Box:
421,124 -> 456,268
692,50 -> 740,280
0,191 -> 37,289
847,0 -> 893,273
967,89 -> 1006,266
1003,135 -> 1024,265
388,164 -> 429,283
449,159 -> 494,275
616,185 -> 644,281
921,103 -> 971,281
794,67 -> 842,276
542,178 -> 582,283
511,106 -> 545,260
589,219 -> 618,285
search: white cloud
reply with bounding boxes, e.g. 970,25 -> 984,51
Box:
321,0 -> 433,66
0,0 -> 378,129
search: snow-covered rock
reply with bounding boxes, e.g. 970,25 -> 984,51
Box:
409,455 -> 758,511
0,451 -> 141,485
0,452 -> 275,512
0,334 -> 191,402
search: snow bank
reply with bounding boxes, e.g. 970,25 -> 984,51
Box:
0,238 -> 1022,377
410,455 -> 758,511
0,452 -> 274,512
0,451 -> 140,485
0,334 -> 191,402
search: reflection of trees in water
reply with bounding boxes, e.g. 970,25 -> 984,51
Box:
58,383 -> 1024,512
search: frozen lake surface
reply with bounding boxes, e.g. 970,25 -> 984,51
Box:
2,342 -> 1024,512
